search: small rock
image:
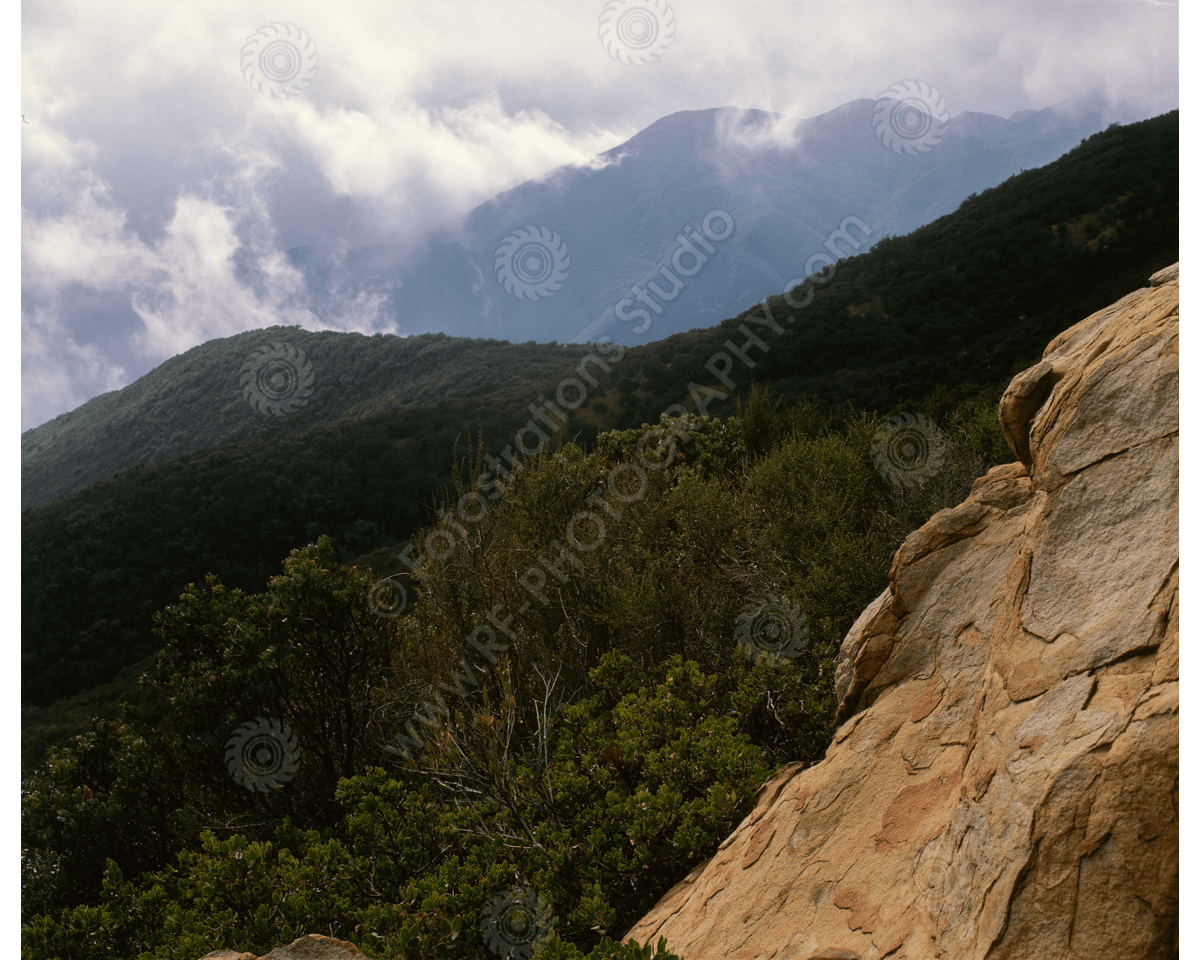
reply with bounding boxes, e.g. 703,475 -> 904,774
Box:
1149,262 -> 1179,286
198,935 -> 365,960
261,935 -> 365,959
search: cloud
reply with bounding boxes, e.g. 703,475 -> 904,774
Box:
129,193 -> 305,357
22,306 -> 128,431
21,147 -> 396,429
19,0 -> 1178,429
271,93 -> 627,247
23,174 -> 154,292
711,107 -> 807,153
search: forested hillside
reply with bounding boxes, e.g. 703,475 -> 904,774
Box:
611,111 -> 1178,423
22,113 -> 1177,728
22,386 -> 1012,958
22,330 -> 607,511
20,115 -> 1178,959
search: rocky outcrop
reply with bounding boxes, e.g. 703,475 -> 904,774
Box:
200,934 -> 365,960
625,265 -> 1179,959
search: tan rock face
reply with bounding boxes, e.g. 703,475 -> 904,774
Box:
199,935 -> 365,960
625,266 -> 1179,960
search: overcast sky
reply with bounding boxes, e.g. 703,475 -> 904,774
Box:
19,0 -> 1179,432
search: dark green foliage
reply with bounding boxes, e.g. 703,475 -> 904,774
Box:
22,115 -> 1176,724
21,718 -> 201,926
141,536 -> 415,830
24,397 -> 1008,959
23,645 -> 806,958
746,413 -> 896,644
21,653 -> 161,772
535,651 -> 831,939
20,112 -> 1178,960
22,399 -> 524,710
22,537 -> 439,923
24,388 -> 1012,956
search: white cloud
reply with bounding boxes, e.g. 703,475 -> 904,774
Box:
19,0 -> 1179,429
21,149 -> 396,428
259,93 -> 627,248
129,193 -> 306,357
22,306 -> 128,430
711,107 -> 808,152
23,176 -> 153,291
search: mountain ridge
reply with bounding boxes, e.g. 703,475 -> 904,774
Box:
21,112 -> 1177,712
24,95 -> 1154,511
21,329 -> 607,511
289,92 -> 1129,348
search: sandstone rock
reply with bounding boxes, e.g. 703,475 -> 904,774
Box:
998,361 -> 1058,470
1149,262 -> 1178,286
260,935 -> 365,959
198,935 -> 364,960
625,266 -> 1178,959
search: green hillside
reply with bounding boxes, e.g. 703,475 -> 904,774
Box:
20,108 -> 1177,949
22,113 -> 1177,724
606,111 -> 1178,425
22,329 -> 615,511
22,384 -> 1011,957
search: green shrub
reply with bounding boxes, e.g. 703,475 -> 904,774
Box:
25,389 -> 1006,958
24,644 -> 821,960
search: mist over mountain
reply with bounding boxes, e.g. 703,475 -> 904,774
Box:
20,99 -> 1168,515
288,94 -> 1122,347
21,112 -> 1177,718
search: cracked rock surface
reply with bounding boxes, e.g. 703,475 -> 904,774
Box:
624,265 -> 1179,960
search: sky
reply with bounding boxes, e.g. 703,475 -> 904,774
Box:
19,0 -> 1180,432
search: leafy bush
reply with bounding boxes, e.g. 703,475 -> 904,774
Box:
24,646 -> 814,959
21,718 -> 201,924
24,388 -> 1014,958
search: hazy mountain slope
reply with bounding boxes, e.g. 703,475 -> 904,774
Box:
23,95 -> 1117,512
560,112 -> 1177,430
22,113 -> 1177,712
292,95 -> 1120,348
21,331 -> 605,510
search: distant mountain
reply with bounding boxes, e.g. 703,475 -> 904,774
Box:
21,93 -> 1136,512
289,93 -> 1129,347
22,113 -> 1177,711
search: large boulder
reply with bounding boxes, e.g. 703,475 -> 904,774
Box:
625,265 -> 1179,959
